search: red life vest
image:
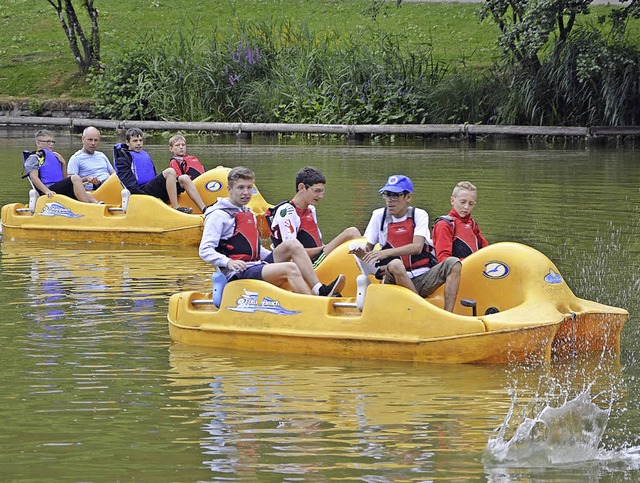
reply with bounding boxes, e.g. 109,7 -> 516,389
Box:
170,155 -> 204,180
266,201 -> 322,248
380,207 -> 437,273
434,215 -> 484,260
218,210 -> 261,262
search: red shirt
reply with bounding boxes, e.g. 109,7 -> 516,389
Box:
432,208 -> 488,263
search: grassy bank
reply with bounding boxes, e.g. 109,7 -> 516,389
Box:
2,0 -> 503,100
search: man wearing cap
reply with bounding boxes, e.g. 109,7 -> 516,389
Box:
358,174 -> 461,312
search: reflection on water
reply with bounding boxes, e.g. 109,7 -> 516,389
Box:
1,136 -> 639,480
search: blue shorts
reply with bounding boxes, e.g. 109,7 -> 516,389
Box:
229,254 -> 273,281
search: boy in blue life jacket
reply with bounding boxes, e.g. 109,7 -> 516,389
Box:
357,175 -> 461,312
23,129 -> 100,204
168,134 -> 205,180
114,128 -> 206,214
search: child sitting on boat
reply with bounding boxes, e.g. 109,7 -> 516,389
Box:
267,166 -> 360,267
167,134 -> 205,180
114,128 -> 206,214
432,181 -> 489,262
357,174 -> 461,312
199,166 -> 345,297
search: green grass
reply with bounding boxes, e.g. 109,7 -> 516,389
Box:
0,0 -> 634,103
1,0 -> 503,100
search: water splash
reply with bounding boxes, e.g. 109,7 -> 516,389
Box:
484,388 -> 610,467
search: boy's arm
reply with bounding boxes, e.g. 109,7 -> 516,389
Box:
271,202 -> 299,242
432,220 -> 454,263
199,213 -> 232,268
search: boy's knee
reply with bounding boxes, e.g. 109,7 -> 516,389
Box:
70,174 -> 82,184
162,168 -> 177,180
278,239 -> 304,253
387,259 -> 405,276
346,226 -> 361,239
178,174 -> 192,185
281,261 -> 301,278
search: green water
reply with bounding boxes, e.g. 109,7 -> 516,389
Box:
0,133 -> 638,481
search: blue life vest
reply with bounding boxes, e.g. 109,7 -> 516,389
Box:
114,143 -> 156,185
23,148 -> 63,186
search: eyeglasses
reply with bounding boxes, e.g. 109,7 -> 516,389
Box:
305,185 -> 325,194
37,139 -> 56,145
381,191 -> 406,201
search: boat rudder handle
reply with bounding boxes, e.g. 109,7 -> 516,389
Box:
212,270 -> 228,308
28,189 -> 38,212
121,189 -> 131,213
356,274 -> 370,311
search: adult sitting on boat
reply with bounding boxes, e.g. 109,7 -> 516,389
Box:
114,128 -> 206,214
199,166 -> 346,297
432,180 -> 489,263
23,129 -> 100,204
357,175 -> 461,312
68,126 -> 115,191
267,166 -> 361,267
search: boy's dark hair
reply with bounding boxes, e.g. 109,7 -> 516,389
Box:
125,127 -> 144,141
295,166 -> 325,191
228,166 -> 255,188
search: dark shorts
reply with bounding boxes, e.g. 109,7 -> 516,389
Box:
42,177 -> 76,199
229,262 -> 268,281
141,174 -> 169,202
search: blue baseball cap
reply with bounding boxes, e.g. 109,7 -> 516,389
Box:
379,175 -> 413,194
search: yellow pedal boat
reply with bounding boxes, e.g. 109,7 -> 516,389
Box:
167,241 -> 628,364
0,166 -> 271,246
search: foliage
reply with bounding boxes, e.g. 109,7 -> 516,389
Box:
90,20 -> 448,124
479,0 -> 591,70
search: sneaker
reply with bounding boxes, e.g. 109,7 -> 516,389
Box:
318,274 -> 346,297
176,206 -> 193,214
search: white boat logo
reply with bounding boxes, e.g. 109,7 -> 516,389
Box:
483,261 -> 509,279
228,289 -> 300,315
38,202 -> 84,218
205,181 -> 223,192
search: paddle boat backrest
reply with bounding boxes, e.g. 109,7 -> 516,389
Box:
19,150 -> 39,213
430,242 -> 577,317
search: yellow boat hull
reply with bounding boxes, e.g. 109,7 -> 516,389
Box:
1,166 -> 271,246
167,242 -> 628,363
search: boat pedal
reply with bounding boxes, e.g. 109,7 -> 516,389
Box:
16,208 -> 33,213
107,207 -> 125,213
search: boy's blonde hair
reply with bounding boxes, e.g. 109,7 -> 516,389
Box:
452,181 -> 477,198
168,134 -> 186,146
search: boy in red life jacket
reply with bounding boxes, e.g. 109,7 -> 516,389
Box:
268,166 -> 361,267
114,128 -> 206,214
199,166 -> 346,297
357,175 -> 461,312
432,181 -> 489,263
168,134 -> 205,180
23,129 -> 100,204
